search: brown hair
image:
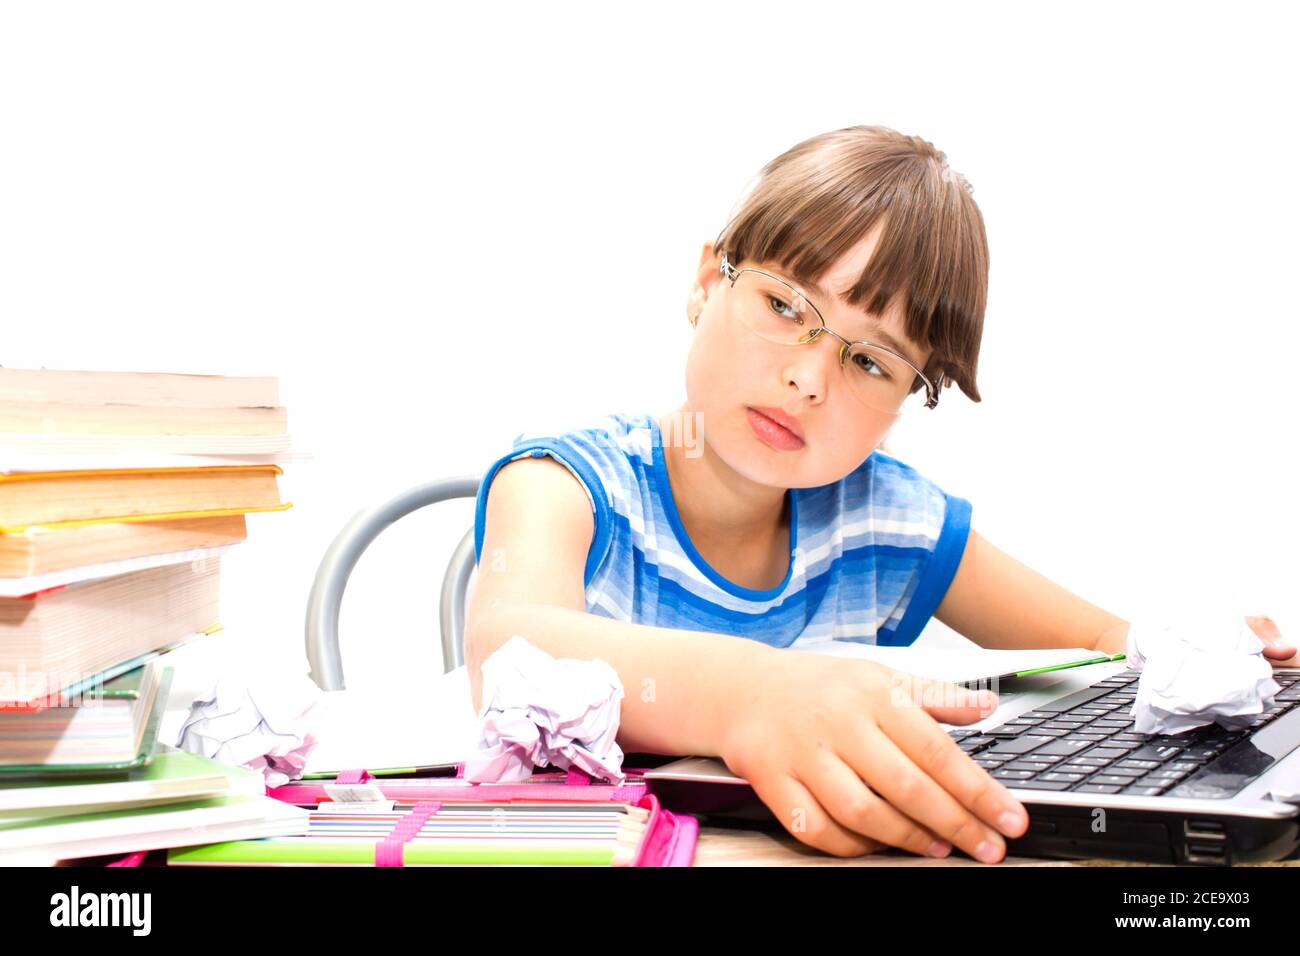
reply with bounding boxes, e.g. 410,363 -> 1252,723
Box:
712,125 -> 988,404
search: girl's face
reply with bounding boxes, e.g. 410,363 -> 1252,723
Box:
683,225 -> 932,490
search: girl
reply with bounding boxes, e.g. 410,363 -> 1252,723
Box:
467,125 -> 1296,863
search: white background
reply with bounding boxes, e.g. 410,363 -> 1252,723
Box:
2,1 -> 1296,705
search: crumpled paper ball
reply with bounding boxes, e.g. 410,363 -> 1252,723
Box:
1126,608 -> 1280,735
177,667 -> 323,787
461,634 -> 626,784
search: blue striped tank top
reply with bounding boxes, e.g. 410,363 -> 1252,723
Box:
472,411 -> 972,648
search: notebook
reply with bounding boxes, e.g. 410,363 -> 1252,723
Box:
790,641 -> 1127,686
0,745 -> 264,822
0,662 -> 172,774
0,790 -> 309,862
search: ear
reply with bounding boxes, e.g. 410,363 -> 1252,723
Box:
687,240 -> 723,320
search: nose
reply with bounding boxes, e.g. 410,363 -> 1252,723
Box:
781,331 -> 842,402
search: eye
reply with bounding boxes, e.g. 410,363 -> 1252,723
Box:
767,294 -> 805,326
850,351 -> 893,380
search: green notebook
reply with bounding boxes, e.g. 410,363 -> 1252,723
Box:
0,790 -> 309,861
0,663 -> 172,777
0,746 -> 261,822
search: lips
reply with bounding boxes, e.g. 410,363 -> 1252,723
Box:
746,406 -> 805,451
748,406 -> 804,440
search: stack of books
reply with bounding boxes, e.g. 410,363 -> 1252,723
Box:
0,368 -> 310,861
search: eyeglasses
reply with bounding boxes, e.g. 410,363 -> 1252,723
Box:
719,253 -> 939,416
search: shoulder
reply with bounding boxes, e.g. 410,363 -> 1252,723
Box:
501,410 -> 650,497
839,449 -> 971,543
473,411 -> 652,586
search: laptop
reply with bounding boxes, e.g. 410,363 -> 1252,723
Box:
643,661 -> 1300,865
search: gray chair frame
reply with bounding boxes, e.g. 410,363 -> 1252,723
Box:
305,474 -> 482,691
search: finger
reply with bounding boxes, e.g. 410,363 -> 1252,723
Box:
748,770 -> 880,858
843,721 -> 1018,865
885,669 -> 1000,723
799,748 -> 952,859
1245,615 -> 1299,666
923,685 -> 1000,724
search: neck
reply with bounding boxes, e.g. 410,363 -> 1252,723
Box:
657,403 -> 789,550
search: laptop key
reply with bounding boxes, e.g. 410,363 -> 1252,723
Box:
1003,779 -> 1075,791
991,769 -> 1037,780
1136,773 -> 1181,787
1122,785 -> 1168,796
1035,687 -> 1117,713
1086,765 -> 1144,778
1002,761 -> 1055,773
1126,744 -> 1183,763
1116,759 -> 1161,771
1034,738 -> 1096,757
1145,768 -> 1191,780
1076,784 -> 1124,794
983,726 -> 1032,738
1066,756 -> 1115,768
1091,774 -> 1145,787
1079,747 -> 1131,761
987,736 -> 1056,755
1038,772 -> 1087,783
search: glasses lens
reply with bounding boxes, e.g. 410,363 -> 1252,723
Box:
841,344 -> 930,416
728,270 -> 821,345
728,269 -> 935,416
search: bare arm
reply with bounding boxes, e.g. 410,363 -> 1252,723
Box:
469,459 -> 1031,861
934,528 -> 1130,654
465,455 -> 780,757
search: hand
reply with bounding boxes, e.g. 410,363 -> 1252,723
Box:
1246,615 -> 1298,668
714,651 -> 1029,863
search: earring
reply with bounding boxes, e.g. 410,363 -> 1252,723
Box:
688,310 -> 699,328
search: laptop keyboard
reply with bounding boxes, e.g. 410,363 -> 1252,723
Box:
947,669 -> 1300,797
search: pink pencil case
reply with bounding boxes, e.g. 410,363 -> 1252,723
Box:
263,764 -> 699,867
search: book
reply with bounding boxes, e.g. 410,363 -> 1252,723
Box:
0,367 -> 290,457
0,544 -> 232,598
0,368 -> 281,408
0,402 -> 287,439
0,560 -> 222,707
0,513 -> 247,579
0,745 -> 264,821
0,662 -> 171,773
0,465 -> 288,531
789,642 -> 1127,686
0,791 -> 310,862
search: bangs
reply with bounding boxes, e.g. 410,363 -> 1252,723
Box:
712,126 -> 988,403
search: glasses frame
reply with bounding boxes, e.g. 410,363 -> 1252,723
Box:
719,253 -> 939,411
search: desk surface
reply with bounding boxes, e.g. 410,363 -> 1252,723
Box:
690,824 -> 1300,866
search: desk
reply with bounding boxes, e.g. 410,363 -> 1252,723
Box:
690,824 -> 1300,866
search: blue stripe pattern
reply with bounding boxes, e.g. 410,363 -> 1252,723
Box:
473,412 -> 971,649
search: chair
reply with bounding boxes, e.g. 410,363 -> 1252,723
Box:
304,474 -> 483,691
